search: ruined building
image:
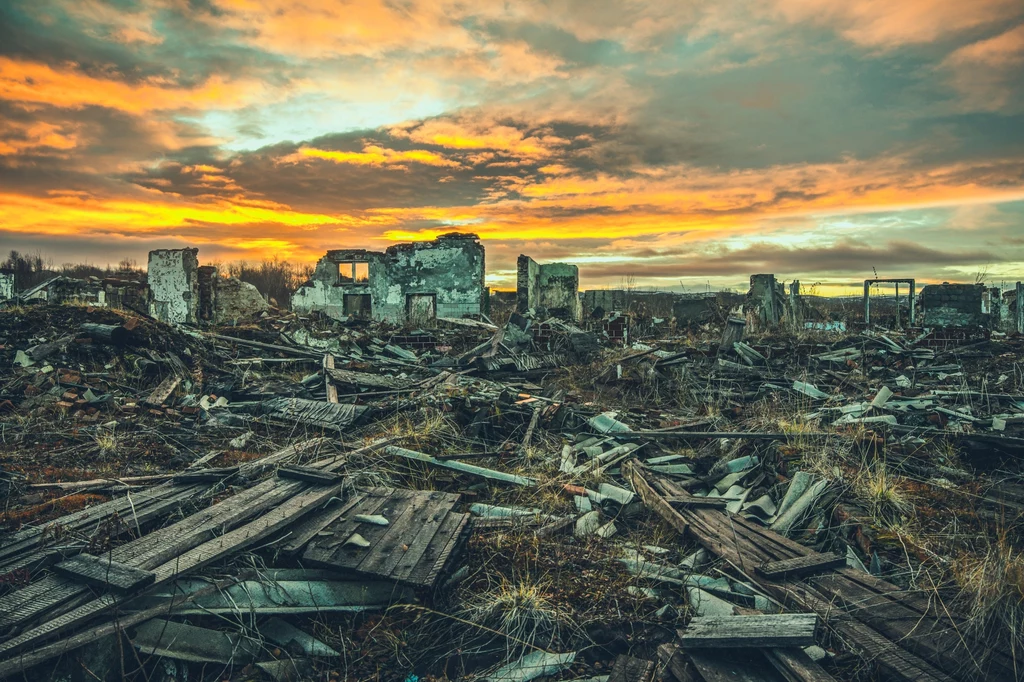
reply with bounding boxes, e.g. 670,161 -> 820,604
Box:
148,248 -> 268,325
0,269 -> 14,301
516,255 -> 581,321
292,233 -> 486,323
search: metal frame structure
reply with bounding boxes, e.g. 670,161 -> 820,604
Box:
863,278 -> 915,326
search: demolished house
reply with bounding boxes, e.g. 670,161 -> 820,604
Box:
2,259 -> 1024,682
148,248 -> 268,326
293,233 -> 486,323
517,255 -> 581,321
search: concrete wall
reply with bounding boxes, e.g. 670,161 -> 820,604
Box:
293,234 -> 485,323
516,255 -> 540,313
0,270 -> 14,301
371,234 -> 485,322
148,248 -> 199,324
517,255 -> 580,320
920,283 -> 988,327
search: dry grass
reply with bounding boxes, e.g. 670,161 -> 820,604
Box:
953,527 -> 1024,663
853,458 -> 914,525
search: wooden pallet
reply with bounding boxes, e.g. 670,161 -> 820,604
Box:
302,487 -> 469,589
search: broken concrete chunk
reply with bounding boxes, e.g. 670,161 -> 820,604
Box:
133,619 -> 260,664
574,495 -> 592,513
469,503 -> 544,518
595,520 -> 617,538
792,380 -> 831,400
871,386 -> 894,408
260,617 -> 340,657
597,482 -> 635,505
344,532 -> 371,548
588,411 -> 632,434
574,510 -> 602,537
485,650 -> 577,682
353,514 -> 389,526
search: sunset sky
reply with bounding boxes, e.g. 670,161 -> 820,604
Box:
1,0 -> 1023,292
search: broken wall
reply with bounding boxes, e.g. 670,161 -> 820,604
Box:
293,234 -> 485,323
212,276 -> 269,324
148,248 -> 199,325
517,256 -> 580,320
920,283 -> 989,327
371,234 -> 485,323
0,270 -> 14,301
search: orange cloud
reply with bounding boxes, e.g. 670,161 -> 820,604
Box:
282,145 -> 461,168
0,120 -> 79,156
375,155 -> 1024,242
943,24 -> 1024,108
389,118 -> 570,160
0,58 -> 270,113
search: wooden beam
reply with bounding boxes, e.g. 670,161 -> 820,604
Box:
756,553 -> 845,581
277,464 -> 344,485
622,459 -> 687,536
678,614 -> 818,649
607,654 -> 655,682
53,554 -> 155,593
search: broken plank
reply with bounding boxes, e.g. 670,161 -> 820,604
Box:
324,354 -> 338,403
756,553 -> 845,581
763,648 -> 837,682
53,554 -> 155,593
666,495 -> 728,509
277,464 -> 343,485
607,654 -> 656,682
622,459 -> 688,536
679,614 -> 818,649
143,375 -> 180,406
383,445 -> 536,486
0,481 -> 342,659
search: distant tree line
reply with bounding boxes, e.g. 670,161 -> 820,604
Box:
2,251 -> 145,292
3,250 -> 315,309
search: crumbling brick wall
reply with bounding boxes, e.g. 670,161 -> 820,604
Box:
920,283 -> 988,327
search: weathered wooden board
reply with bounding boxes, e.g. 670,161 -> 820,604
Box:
756,553 -> 845,580
53,554 -> 155,593
629,464 -> 984,682
302,487 -> 468,588
143,376 -> 180,407
679,614 -> 818,649
0,481 -> 341,660
607,654 -> 656,682
277,464 -> 343,484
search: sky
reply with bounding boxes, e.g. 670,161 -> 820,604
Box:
1,0 -> 1023,292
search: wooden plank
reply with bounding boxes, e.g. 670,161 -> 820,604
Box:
353,491 -> 435,577
678,614 -> 818,649
622,459 -> 688,536
324,354 -> 338,403
0,478 -> 302,632
666,496 -> 728,509
53,554 -> 156,593
383,446 -> 536,486
657,643 -> 696,682
172,466 -> 239,483
143,376 -> 180,406
607,654 -> 655,682
277,464 -> 343,484
277,492 -> 366,555
302,489 -> 405,570
756,553 -> 845,580
407,509 -> 469,588
0,482 -> 341,659
688,649 -> 782,682
763,648 -> 837,682
387,493 -> 461,582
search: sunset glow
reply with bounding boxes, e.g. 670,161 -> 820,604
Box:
1,0 -> 1023,291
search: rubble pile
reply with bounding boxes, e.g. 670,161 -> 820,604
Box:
0,298 -> 1022,682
